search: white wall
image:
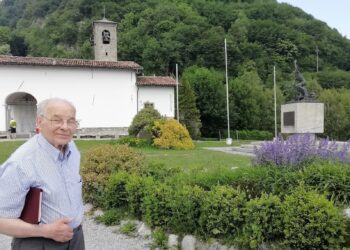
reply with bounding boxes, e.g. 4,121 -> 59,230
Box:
138,86 -> 175,118
0,65 -> 138,131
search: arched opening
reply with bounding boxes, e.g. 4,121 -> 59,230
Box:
5,92 -> 37,135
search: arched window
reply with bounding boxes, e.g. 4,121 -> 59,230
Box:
102,30 -> 110,44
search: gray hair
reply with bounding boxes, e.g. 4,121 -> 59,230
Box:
37,98 -> 76,117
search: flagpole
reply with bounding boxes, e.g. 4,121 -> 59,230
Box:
176,63 -> 179,121
225,39 -> 231,145
274,65 -> 277,139
316,45 -> 319,72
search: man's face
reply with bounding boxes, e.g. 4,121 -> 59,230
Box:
37,101 -> 77,149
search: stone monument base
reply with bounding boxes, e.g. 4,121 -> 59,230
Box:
281,102 -> 324,134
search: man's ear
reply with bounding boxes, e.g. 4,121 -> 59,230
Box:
36,116 -> 42,128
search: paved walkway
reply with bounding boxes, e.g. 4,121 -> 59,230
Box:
204,146 -> 255,157
204,141 -> 262,157
0,207 -> 152,250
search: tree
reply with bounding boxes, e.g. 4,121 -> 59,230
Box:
229,61 -> 283,132
9,34 -> 27,56
182,65 -> 226,137
317,70 -> 350,89
319,89 -> 350,140
178,80 -> 202,139
0,26 -> 11,44
128,106 -> 162,138
0,44 -> 10,54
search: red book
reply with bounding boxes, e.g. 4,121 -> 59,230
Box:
20,187 -> 43,224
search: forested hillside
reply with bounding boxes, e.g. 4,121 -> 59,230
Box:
1,0 -> 350,139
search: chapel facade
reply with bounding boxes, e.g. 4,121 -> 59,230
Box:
0,18 -> 176,138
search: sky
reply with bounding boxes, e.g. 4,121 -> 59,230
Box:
277,0 -> 350,39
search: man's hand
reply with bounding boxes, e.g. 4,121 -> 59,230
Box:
42,217 -> 73,242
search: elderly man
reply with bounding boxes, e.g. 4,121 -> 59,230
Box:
0,98 -> 85,250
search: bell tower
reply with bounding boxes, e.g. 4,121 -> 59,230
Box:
93,18 -> 117,61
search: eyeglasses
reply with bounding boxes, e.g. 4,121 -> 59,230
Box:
41,115 -> 79,128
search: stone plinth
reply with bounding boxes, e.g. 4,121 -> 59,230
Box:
281,102 -> 324,134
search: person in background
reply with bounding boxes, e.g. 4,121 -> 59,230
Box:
0,98 -> 85,250
9,118 -> 16,139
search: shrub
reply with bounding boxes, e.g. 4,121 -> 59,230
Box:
152,119 -> 194,149
167,185 -> 205,234
282,187 -> 347,249
176,166 -> 299,198
221,129 -> 273,140
255,166 -> 300,198
254,134 -> 350,168
302,161 -> 350,204
225,166 -> 300,199
199,185 -> 247,239
143,162 -> 181,182
142,182 -> 173,228
104,171 -> 131,209
81,144 -> 145,206
125,174 -> 155,218
112,136 -> 150,147
128,106 -> 161,137
238,130 -> 273,140
237,194 -> 283,249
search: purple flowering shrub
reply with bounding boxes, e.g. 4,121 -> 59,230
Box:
253,134 -> 350,168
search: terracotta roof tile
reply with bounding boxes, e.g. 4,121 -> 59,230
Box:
0,55 -> 142,70
136,76 -> 176,86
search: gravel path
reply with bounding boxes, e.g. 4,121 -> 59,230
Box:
0,207 -> 152,250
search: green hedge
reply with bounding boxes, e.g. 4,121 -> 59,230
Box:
282,187 -> 347,249
237,193 -> 283,249
220,129 -> 273,140
199,185 -> 247,239
302,161 -> 350,204
83,150 -> 350,249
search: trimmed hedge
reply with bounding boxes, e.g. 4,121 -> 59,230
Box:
237,193 -> 283,249
199,185 -> 247,239
282,187 -> 347,249
302,161 -> 350,204
82,146 -> 350,249
167,185 -> 204,234
220,129 -> 273,140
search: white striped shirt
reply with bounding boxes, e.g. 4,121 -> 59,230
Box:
0,134 -> 83,229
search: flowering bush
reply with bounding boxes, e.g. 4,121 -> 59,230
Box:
253,134 -> 350,168
152,119 -> 194,149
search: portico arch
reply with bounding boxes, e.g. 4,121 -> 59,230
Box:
5,92 -> 37,135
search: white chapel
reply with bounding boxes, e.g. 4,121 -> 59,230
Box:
0,18 -> 176,138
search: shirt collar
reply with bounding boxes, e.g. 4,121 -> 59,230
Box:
37,134 -> 72,162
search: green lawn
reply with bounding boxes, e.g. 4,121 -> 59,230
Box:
0,139 -> 252,168
0,140 -> 25,164
139,144 -> 251,170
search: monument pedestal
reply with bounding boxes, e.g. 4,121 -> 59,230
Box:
281,102 -> 324,134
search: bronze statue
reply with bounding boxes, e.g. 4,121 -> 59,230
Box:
293,60 -> 315,101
